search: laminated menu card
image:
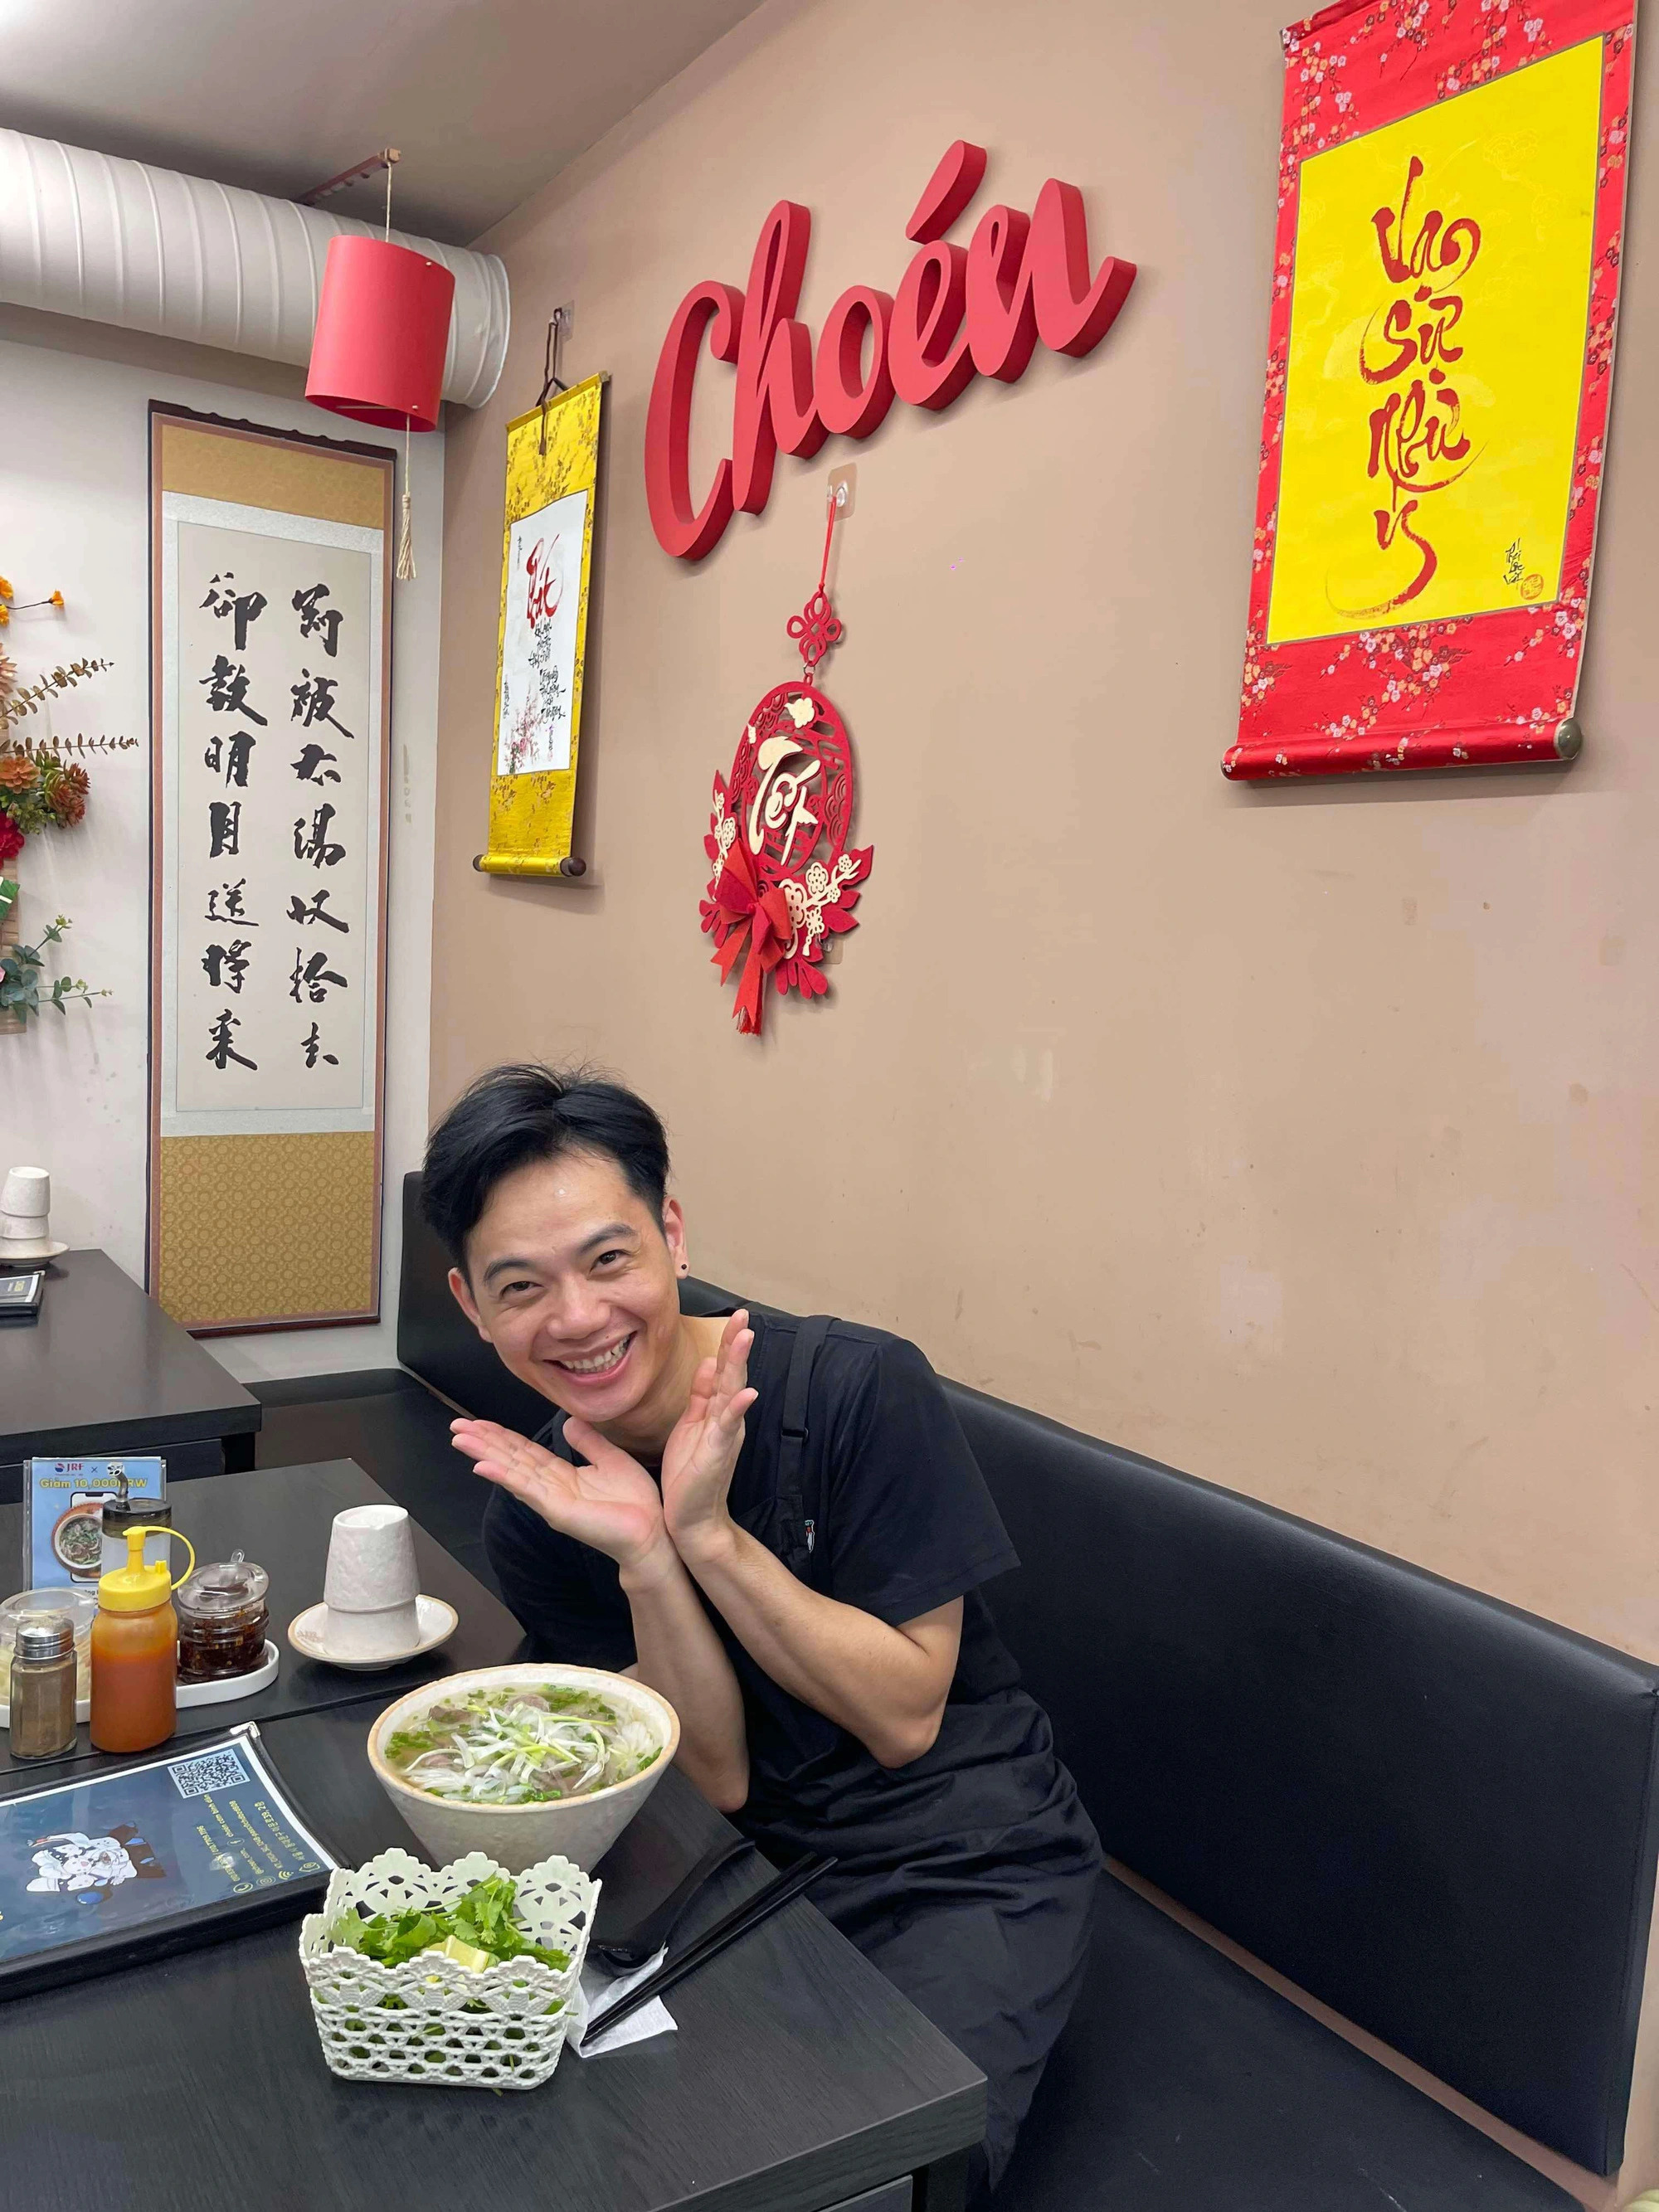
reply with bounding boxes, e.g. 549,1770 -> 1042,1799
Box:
0,1723 -> 338,1999
23,1456 -> 166,1590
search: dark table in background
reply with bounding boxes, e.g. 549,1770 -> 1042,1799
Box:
0,1247 -> 261,1499
1,1459 -> 985,2212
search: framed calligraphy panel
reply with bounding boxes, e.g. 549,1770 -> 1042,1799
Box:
148,406 -> 392,1331
476,372 -> 605,878
1227,0 -> 1636,780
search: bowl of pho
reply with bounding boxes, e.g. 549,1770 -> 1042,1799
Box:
367,1664 -> 679,1872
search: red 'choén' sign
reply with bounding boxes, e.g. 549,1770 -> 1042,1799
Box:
645,140 -> 1137,561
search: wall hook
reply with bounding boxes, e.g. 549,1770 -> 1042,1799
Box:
538,304 -> 574,454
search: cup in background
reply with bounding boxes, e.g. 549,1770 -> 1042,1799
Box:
1,1166 -> 49,1218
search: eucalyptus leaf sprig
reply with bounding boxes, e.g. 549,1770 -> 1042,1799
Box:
0,915 -> 109,1022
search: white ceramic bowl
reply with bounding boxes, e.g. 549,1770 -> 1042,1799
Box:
367,1663 -> 680,1874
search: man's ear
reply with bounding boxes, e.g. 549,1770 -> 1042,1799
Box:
661,1198 -> 689,1277
448,1264 -> 491,1343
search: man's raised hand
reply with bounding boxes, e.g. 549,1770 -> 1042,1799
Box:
660,1310 -> 757,1563
450,1417 -> 665,1571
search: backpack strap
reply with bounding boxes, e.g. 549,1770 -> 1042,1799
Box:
776,1314 -> 833,1569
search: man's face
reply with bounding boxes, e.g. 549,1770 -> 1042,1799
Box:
449,1148 -> 688,1428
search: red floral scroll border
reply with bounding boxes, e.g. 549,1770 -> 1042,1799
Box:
1226,0 -> 1636,780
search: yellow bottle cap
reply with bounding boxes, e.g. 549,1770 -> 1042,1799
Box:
97,1525 -> 196,1613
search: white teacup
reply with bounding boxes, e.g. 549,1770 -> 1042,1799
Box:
324,1505 -> 418,1611
1,1167 -> 49,1218
322,1505 -> 421,1660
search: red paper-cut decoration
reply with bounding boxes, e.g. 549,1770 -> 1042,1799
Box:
700,501 -> 872,1034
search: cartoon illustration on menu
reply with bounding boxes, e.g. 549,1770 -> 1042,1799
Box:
26,1826 -> 167,1898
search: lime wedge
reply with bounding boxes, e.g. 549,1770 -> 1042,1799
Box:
431,1935 -> 493,1973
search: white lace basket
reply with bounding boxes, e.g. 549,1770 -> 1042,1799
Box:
299,1846 -> 599,2090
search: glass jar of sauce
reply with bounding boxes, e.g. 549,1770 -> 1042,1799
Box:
176,1553 -> 270,1683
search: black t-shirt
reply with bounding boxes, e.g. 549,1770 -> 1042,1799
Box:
484,1310 -> 1077,1868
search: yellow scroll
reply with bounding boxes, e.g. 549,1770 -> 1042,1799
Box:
478,373 -> 606,875
1267,38 -> 1603,644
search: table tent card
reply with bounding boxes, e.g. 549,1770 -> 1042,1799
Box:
24,1456 -> 165,1590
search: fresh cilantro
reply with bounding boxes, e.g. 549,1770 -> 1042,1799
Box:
328,1877 -> 570,1975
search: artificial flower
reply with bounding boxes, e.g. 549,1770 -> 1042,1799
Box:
0,576 -> 13,600
48,591 -> 64,609
0,751 -> 36,795
0,814 -> 23,864
44,762 -> 88,826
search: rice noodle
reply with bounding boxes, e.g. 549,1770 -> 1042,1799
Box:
385,1686 -> 661,1806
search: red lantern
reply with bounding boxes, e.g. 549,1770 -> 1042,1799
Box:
305,236 -> 455,432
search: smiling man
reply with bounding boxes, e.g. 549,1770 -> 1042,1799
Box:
426,1063 -> 1100,2202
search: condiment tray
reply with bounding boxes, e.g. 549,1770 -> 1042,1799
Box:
178,1638 -> 280,1704
0,1639 -> 280,1728
286,1595 -> 458,1671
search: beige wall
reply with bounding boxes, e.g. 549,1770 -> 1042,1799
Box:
431,0 -> 1659,1680
0,306 -> 443,1385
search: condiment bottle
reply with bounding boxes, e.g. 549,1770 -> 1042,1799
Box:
176,1552 -> 270,1683
90,1527 -> 197,1754
10,1612 -> 78,1762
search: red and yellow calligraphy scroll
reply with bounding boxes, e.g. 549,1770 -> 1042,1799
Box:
1228,0 -> 1636,780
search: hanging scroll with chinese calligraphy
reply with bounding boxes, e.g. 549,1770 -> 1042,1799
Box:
477,372 -> 605,878
148,406 -> 392,1331
1227,0 -> 1636,780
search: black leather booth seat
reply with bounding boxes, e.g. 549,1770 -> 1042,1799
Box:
251,1175 -> 1659,2210
946,1383 -> 1659,2210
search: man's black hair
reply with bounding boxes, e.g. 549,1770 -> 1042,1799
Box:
421,1063 -> 670,1270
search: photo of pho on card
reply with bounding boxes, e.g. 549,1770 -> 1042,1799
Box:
23,1457 -> 165,1591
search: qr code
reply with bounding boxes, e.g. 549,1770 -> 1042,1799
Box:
169,1748 -> 251,1799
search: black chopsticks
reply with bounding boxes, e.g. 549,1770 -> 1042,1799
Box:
582,1852 -> 837,2045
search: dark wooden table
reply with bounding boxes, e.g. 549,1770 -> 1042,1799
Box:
0,1247 -> 262,1499
0,1461 -> 528,1776
2,1458 -> 985,2212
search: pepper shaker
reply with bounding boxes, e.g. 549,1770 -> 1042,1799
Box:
9,1612 -> 78,1761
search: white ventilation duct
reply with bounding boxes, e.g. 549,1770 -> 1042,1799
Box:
0,128 -> 508,409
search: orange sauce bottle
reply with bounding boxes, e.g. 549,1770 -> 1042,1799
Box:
90,1526 -> 196,1754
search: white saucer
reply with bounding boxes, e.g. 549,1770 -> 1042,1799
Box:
286,1596 -> 458,1671
0,1242 -> 67,1266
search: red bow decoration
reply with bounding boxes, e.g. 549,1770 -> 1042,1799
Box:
709,833 -> 795,1033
